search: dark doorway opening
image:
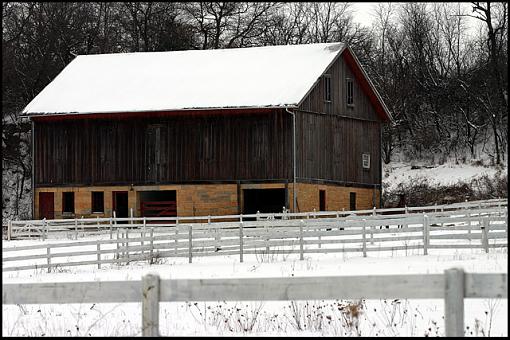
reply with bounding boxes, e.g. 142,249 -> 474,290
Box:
350,192 -> 356,211
243,189 -> 286,215
39,192 -> 54,220
113,191 -> 129,218
319,190 -> 326,211
139,190 -> 177,217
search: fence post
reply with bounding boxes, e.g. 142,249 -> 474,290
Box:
175,217 -> 180,254
81,216 -> 85,237
256,211 -> 260,221
423,215 -> 429,255
42,218 -> 47,240
141,217 -> 146,257
265,224 -> 270,253
149,228 -> 154,264
46,247 -> 51,273
444,268 -> 465,337
239,222 -> 244,263
126,228 -> 130,262
142,274 -> 160,337
96,216 -> 100,232
97,244 -> 101,269
7,220 -> 12,241
188,224 -> 192,264
373,207 -> 376,216
74,218 -> 78,240
116,228 -> 120,262
174,225 -> 179,255
482,216 -> 490,253
130,208 -> 133,225
299,220 -> 304,261
362,219 -> 367,257
109,217 -> 113,240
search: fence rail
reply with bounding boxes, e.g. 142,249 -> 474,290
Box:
2,269 -> 507,336
5,198 -> 507,240
2,205 -> 507,272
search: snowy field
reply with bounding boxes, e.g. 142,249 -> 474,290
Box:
2,239 -> 507,337
383,161 -> 507,192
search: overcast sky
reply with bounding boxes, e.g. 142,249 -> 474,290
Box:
349,2 -> 481,36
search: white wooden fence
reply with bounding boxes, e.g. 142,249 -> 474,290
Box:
2,268 -> 507,336
3,205 -> 507,272
5,198 -> 507,240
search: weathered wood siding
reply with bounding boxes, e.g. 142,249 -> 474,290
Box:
296,112 -> 381,186
297,52 -> 382,186
34,111 -> 292,187
299,53 -> 380,121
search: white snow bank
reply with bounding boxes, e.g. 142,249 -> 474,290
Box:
383,162 -> 507,192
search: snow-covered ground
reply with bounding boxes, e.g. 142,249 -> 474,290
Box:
2,160 -> 508,336
382,161 -> 507,192
2,242 -> 507,337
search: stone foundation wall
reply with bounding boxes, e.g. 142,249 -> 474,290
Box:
34,182 -> 380,219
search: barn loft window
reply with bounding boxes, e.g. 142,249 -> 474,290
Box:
91,191 -> 104,213
62,192 -> 75,214
362,153 -> 371,169
346,78 -> 354,106
324,74 -> 332,102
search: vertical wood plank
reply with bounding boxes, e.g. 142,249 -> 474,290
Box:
142,274 -> 160,337
445,268 -> 465,337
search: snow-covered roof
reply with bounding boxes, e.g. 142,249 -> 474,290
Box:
22,42 -> 346,116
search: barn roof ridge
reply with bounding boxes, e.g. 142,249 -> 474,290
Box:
21,41 -> 390,121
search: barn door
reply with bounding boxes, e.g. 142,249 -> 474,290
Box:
39,192 -> 54,220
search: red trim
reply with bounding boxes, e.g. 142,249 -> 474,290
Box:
30,107 -> 277,122
341,49 -> 391,122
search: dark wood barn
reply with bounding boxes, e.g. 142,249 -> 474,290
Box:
22,42 -> 392,219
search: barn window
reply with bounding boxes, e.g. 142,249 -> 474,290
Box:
91,191 -> 104,213
324,75 -> 332,102
362,153 -> 370,169
62,192 -> 75,214
346,78 -> 354,106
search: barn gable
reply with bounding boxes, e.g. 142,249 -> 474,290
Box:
298,47 -> 391,122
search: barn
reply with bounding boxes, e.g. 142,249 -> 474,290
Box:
21,42 -> 392,220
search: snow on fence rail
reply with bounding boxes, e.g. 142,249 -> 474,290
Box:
4,198 -> 508,240
2,269 -> 507,337
3,207 -> 507,272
